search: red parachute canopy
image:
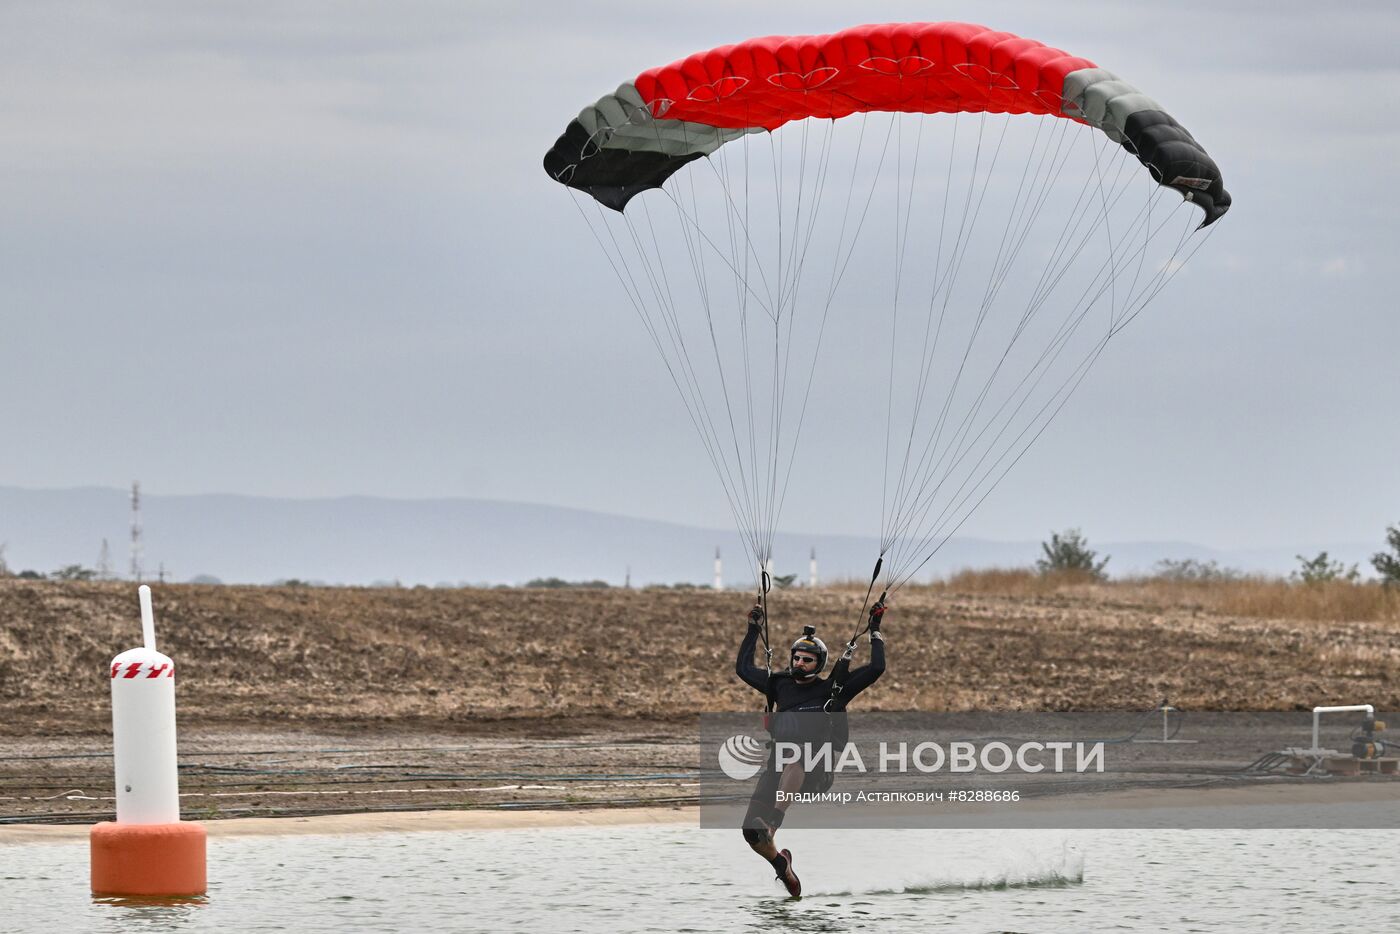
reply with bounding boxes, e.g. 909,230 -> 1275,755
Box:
545,22 -> 1228,224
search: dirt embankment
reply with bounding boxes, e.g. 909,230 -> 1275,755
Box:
2,580 -> 1397,737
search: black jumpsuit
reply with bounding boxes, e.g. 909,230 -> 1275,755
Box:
735,624 -> 885,828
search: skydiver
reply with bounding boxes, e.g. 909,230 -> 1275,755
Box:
734,600 -> 887,897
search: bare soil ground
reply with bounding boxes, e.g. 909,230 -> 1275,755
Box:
1,580 -> 1396,823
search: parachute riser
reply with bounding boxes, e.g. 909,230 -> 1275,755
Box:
757,567 -> 775,709
848,556 -> 886,648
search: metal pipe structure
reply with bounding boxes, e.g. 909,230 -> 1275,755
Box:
1311,704 -> 1374,752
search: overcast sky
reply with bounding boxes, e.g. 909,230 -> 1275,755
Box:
1,1 -> 1396,551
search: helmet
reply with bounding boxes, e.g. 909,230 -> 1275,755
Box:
790,626 -> 827,676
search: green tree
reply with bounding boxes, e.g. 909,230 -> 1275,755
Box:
524,577 -> 610,589
1152,558 -> 1242,582
1291,551 -> 1359,585
1036,529 -> 1109,579
1371,524 -> 1400,587
51,564 -> 97,581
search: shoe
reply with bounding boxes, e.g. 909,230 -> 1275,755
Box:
777,848 -> 801,898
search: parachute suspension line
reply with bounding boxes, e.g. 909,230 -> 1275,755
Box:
720,121 -> 765,579
765,110 -> 897,554
885,200 -> 1154,579
569,192 -> 766,575
1018,133 -> 1137,329
885,107 -> 979,560
763,110 -> 825,564
886,202 -> 1174,591
769,111 -> 893,541
880,108 -> 966,551
672,161 -> 764,566
871,112 -> 1210,590
882,126 -> 1116,565
1090,130 -> 1123,329
1116,213 -> 1218,335
686,134 -> 774,556
877,113 -> 905,555
883,111 -> 998,559
646,137 -> 773,572
1119,162 -> 1154,327
767,105 -> 844,564
880,110 -> 1012,567
887,331 -> 1112,591
623,100 -> 846,587
885,192 -> 1203,590
645,117 -> 772,575
626,201 -> 764,567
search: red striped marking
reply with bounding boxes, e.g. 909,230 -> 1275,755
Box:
110,662 -> 175,679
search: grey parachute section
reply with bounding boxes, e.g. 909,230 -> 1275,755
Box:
1060,68 -> 1230,226
544,84 -> 762,211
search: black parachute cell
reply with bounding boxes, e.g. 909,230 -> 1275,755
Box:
543,120 -> 704,212
1120,110 -> 1230,226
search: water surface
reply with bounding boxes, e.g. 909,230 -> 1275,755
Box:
3,825 -> 1394,932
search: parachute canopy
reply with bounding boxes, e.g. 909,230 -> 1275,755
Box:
544,22 -> 1229,225
544,23 -> 1230,595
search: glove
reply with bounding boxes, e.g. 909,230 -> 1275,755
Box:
868,600 -> 886,632
748,604 -> 765,626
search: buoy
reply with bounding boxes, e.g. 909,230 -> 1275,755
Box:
90,585 -> 207,897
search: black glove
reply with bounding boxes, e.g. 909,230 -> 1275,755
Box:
868,600 -> 886,632
748,604 -> 765,626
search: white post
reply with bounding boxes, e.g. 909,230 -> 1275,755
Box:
139,584 -> 156,651
713,548 -> 723,591
809,548 -> 818,589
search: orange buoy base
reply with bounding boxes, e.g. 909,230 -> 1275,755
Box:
90,821 -> 207,896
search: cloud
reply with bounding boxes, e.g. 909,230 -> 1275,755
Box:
1319,256 -> 1363,278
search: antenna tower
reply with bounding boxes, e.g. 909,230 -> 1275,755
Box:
129,482 -> 143,582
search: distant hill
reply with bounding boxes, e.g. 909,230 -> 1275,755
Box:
0,485 -> 1378,586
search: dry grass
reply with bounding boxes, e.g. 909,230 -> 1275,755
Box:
933,567 -> 1103,596
1,576 -> 1397,736
921,568 -> 1400,624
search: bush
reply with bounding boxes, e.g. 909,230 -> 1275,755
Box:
1151,558 -> 1243,583
1036,529 -> 1109,580
1371,524 -> 1400,587
1291,552 -> 1359,585
524,577 -> 610,589
51,565 -> 98,581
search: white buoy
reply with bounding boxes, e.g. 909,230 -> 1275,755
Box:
109,585 -> 180,824
91,584 -> 205,896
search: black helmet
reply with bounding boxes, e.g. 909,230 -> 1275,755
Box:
790,625 -> 827,676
